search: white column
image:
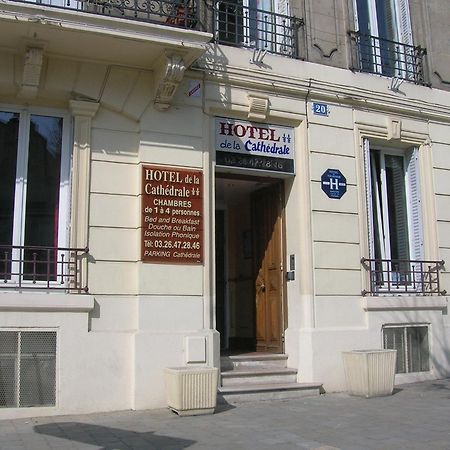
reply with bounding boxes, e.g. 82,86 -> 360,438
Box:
419,140 -> 439,261
69,100 -> 99,251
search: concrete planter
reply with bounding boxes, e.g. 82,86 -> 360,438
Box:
342,349 -> 397,398
164,366 -> 218,416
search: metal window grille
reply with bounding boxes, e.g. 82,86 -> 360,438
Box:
8,0 -> 204,29
361,258 -> 446,296
349,31 -> 427,85
0,331 -> 57,408
383,325 -> 430,374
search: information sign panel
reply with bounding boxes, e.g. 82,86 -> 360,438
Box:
215,117 -> 295,174
321,168 -> 347,199
141,165 -> 203,264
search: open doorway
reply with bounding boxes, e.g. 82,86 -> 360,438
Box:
215,174 -> 286,354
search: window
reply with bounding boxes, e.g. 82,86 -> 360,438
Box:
363,139 -> 423,291
0,108 -> 71,284
383,325 -> 430,373
216,0 -> 294,56
353,0 -> 414,78
0,331 -> 57,408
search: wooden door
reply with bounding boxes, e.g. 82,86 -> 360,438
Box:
252,182 -> 284,353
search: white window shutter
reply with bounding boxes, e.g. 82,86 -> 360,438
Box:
363,138 -> 375,259
397,0 -> 413,45
274,0 -> 289,16
274,0 -> 292,55
406,147 -> 423,261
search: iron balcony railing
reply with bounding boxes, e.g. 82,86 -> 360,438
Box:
0,245 -> 89,293
349,31 -> 427,85
8,0 -> 302,57
8,0 -> 204,29
361,258 -> 446,296
213,0 -> 302,58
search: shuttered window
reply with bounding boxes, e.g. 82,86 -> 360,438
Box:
354,0 -> 412,43
353,0 -> 414,77
363,140 -> 423,290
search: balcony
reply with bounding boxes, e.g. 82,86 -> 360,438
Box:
0,0 -> 212,84
0,245 -> 89,293
7,0 -> 205,28
213,0 -> 302,58
3,0 -> 301,59
361,258 -> 446,296
349,31 -> 427,85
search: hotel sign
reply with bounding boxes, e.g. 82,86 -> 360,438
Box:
215,117 -> 295,174
141,165 -> 203,264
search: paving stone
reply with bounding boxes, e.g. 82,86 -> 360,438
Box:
0,379 -> 449,449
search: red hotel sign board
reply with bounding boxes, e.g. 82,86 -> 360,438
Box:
141,165 -> 203,264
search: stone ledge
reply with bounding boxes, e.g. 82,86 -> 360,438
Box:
0,292 -> 95,312
362,295 -> 448,311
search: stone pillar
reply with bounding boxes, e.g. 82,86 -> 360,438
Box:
420,139 -> 439,261
69,100 -> 99,253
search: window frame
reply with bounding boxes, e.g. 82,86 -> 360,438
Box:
0,327 -> 59,408
382,323 -> 431,374
353,0 -> 414,78
363,139 -> 424,293
215,0 -> 293,55
0,105 -> 72,287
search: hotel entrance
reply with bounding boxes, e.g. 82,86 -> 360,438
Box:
215,175 -> 286,354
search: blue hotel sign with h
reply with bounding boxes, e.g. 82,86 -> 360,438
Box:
321,169 -> 347,199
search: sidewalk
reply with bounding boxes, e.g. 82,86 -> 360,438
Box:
0,378 -> 449,450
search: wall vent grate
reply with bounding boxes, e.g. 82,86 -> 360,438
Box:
0,331 -> 56,408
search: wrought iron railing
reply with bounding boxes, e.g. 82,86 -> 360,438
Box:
349,31 -> 427,85
8,0 -> 303,57
361,258 -> 446,296
213,0 -> 302,58
8,0 -> 204,29
0,245 -> 89,293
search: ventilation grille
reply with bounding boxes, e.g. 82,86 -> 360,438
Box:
0,331 -> 56,408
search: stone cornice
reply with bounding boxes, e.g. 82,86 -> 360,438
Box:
193,61 -> 450,124
69,100 -> 100,118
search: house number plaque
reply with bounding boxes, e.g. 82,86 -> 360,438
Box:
141,165 -> 203,264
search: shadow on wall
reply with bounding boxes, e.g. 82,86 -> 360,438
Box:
35,422 -> 195,449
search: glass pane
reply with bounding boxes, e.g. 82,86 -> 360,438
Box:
218,0 -> 244,44
19,332 -> 56,407
355,0 -> 376,73
0,331 -> 18,354
407,326 -> 429,373
0,356 -> 17,407
371,151 -> 383,259
23,115 -> 63,281
384,327 -> 406,373
19,356 -> 56,407
385,154 -> 410,262
0,112 -> 19,250
356,0 -> 371,34
375,0 -> 396,41
0,331 -> 18,407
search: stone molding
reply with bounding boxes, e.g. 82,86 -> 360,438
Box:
154,54 -> 187,110
18,46 -> 44,99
